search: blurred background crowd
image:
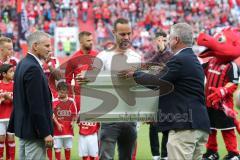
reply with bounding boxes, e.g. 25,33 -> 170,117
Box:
1,0 -> 240,57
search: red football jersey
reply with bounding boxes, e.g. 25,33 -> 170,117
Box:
42,57 -> 59,98
53,97 -> 77,138
65,50 -> 97,85
79,122 -> 100,135
42,57 -> 59,79
0,80 -> 13,121
65,50 -> 97,112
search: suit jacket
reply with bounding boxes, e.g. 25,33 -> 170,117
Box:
8,54 -> 53,139
134,48 -> 210,133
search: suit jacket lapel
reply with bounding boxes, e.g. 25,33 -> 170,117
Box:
26,54 -> 43,69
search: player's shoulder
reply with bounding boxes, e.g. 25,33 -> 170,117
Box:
52,98 -> 59,102
91,50 -> 98,56
97,50 -> 115,58
71,50 -> 82,57
67,97 -> 75,102
127,48 -> 142,58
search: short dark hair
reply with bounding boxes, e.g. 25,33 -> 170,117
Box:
0,36 -> 12,47
56,81 -> 68,91
0,64 -> 13,74
155,29 -> 167,38
78,31 -> 92,40
113,18 -> 130,30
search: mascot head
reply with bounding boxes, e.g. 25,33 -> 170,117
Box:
197,27 -> 240,62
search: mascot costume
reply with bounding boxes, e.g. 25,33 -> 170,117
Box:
197,27 -> 240,160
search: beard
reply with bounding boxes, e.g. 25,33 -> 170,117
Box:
119,40 -> 131,50
84,45 -> 92,51
157,44 -> 166,52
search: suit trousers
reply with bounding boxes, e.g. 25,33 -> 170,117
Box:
167,129 -> 208,160
19,138 -> 46,160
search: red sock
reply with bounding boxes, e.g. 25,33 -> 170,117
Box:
7,140 -> 15,160
89,156 -> 96,160
222,129 -> 239,154
0,142 -> 4,160
132,142 -> 137,160
5,137 -> 9,159
206,130 -> 218,152
64,149 -> 71,160
55,149 -> 61,160
47,148 -> 52,160
83,157 -> 89,160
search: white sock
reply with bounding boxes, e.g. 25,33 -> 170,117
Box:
152,156 -> 160,160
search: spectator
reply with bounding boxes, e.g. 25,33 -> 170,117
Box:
81,0 -> 89,23
96,21 -> 107,45
1,0 -> 240,52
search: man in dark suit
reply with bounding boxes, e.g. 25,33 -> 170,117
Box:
7,31 -> 54,159
125,23 -> 211,159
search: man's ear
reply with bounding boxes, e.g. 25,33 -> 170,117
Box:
2,72 -> 6,77
175,36 -> 180,44
112,29 -> 116,35
32,42 -> 38,51
79,38 -> 83,44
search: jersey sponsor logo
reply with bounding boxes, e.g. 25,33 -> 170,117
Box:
57,110 -> 71,117
80,122 -> 97,127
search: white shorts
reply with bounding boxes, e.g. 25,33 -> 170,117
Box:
78,133 -> 98,157
53,137 -> 73,149
0,121 -> 9,135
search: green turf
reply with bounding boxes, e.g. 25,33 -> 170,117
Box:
12,107 -> 240,160
13,124 -> 240,160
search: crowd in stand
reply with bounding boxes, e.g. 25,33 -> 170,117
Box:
0,0 -> 81,57
0,0 -> 240,54
92,0 -> 240,52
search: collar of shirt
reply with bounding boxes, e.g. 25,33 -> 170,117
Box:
28,52 -> 43,68
174,47 -> 192,56
74,49 -> 97,56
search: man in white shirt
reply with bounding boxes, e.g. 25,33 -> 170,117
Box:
95,18 -> 141,160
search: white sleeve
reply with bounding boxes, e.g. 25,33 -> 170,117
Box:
94,51 -> 106,71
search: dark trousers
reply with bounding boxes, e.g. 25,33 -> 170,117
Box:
99,122 -> 137,160
149,123 -> 168,157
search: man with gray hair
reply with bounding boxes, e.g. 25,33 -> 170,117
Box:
126,23 -> 211,159
7,31 -> 54,159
